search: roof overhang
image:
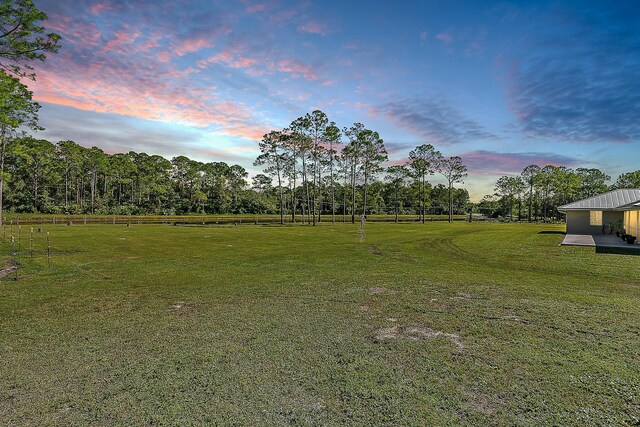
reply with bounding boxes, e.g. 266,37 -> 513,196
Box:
615,201 -> 640,211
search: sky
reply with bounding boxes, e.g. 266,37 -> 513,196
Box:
27,0 -> 640,200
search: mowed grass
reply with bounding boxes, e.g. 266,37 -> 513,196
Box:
0,222 -> 639,426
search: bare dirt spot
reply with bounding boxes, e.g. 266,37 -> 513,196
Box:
502,315 -> 528,323
369,245 -> 384,256
449,292 -> 473,300
374,326 -> 401,341
464,390 -> 498,415
169,301 -> 201,314
368,287 -> 386,295
404,327 -> 464,351
374,325 -> 464,351
358,304 -> 369,311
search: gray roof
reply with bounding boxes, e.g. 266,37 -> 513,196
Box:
558,189 -> 640,211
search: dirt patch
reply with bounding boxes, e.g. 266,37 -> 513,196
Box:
369,245 -> 384,256
169,301 -> 201,314
464,390 -> 498,415
374,325 -> 464,351
502,315 -> 528,323
449,292 -> 473,300
368,287 -> 386,295
374,326 -> 400,341
358,304 -> 369,311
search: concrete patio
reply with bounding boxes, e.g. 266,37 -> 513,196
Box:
562,233 -> 640,250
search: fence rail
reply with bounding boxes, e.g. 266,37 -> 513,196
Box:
3,214 -> 470,226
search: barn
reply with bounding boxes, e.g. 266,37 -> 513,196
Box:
558,189 -> 640,237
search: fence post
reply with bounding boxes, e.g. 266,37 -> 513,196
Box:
46,232 -> 51,268
29,227 -> 33,257
11,236 -> 17,281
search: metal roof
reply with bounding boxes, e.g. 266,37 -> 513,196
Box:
558,189 -> 640,211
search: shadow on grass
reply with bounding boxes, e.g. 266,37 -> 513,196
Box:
595,246 -> 640,256
538,231 -> 566,235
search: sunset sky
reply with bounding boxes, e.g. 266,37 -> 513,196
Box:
28,0 -> 640,200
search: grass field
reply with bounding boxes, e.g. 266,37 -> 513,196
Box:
0,222 -> 639,425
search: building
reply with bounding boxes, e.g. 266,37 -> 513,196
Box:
558,189 -> 640,237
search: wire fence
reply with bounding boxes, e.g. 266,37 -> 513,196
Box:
2,213 -> 473,226
1,224 -> 52,281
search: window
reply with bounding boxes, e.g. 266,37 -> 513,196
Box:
590,210 -> 602,226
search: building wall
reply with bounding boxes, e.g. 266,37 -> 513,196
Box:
565,210 -> 624,234
624,209 -> 639,238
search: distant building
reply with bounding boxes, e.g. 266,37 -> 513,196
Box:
558,189 -> 640,238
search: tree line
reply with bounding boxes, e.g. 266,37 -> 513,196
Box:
254,110 -> 468,224
0,129 -> 470,220
479,166 -> 640,221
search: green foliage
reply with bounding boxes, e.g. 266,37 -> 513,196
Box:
0,0 -> 61,79
0,70 -> 40,134
612,170 -> 640,189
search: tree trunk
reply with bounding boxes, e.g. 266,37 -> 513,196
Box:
277,160 -> 284,225
312,138 -> 317,226
448,181 -> 453,222
420,175 -> 427,224
394,186 -> 398,223
302,154 -> 310,225
528,183 -> 533,222
362,165 -> 368,219
0,136 -> 6,228
330,141 -> 335,223
33,163 -> 39,212
65,168 -> 69,208
343,168 -> 347,223
91,170 -> 96,213
351,162 -> 356,224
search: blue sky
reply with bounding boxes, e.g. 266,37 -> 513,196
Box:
28,0 -> 640,199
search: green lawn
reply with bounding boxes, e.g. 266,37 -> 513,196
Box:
0,222 -> 638,425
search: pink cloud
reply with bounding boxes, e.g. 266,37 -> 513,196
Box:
46,14 -> 102,47
28,45 -> 267,141
275,58 -> 318,80
174,37 -> 212,56
436,30 -> 453,45
89,2 -> 118,15
460,150 -> 577,175
103,30 -> 141,53
298,21 -> 330,36
245,2 -> 268,13
157,51 -> 172,62
220,125 -> 272,141
198,47 -> 319,80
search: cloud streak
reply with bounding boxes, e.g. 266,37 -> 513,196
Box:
461,150 -> 578,175
371,99 -> 497,145
506,4 -> 640,144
